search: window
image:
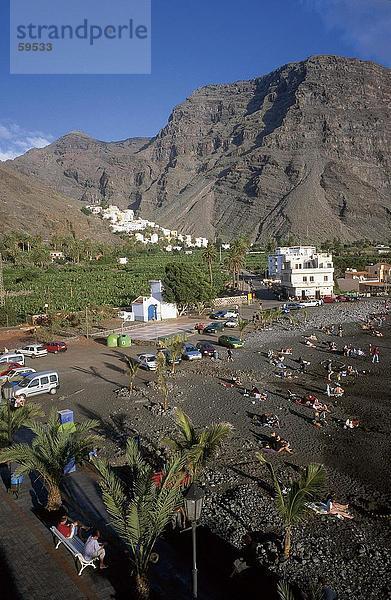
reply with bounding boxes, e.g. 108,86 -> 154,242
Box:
28,379 -> 39,388
324,275 -> 328,282
49,375 -> 58,383
40,377 -> 49,385
310,276 -> 314,282
303,276 -> 307,282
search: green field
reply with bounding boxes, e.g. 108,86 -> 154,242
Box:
1,252 -> 221,325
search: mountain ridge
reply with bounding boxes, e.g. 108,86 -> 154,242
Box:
6,54 -> 391,242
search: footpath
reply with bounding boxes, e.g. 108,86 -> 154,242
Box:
0,464 -> 220,600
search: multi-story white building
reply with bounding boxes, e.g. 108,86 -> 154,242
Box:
268,246 -> 334,299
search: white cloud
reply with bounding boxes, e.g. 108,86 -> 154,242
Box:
302,0 -> 391,63
0,122 -> 53,162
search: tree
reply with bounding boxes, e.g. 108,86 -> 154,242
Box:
94,438 -> 185,600
0,412 -> 100,511
257,454 -> 326,558
0,402 -> 44,448
163,408 -> 233,480
126,358 -> 140,392
156,351 -> 169,411
202,244 -> 218,286
163,263 -> 214,314
163,334 -> 184,374
238,318 -> 249,340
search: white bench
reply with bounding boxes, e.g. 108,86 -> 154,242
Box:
50,526 -> 98,575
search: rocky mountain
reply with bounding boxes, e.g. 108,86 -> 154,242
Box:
0,162 -> 117,241
9,55 -> 391,242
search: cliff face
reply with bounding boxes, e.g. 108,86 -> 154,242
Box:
10,55 -> 391,242
0,162 -> 118,241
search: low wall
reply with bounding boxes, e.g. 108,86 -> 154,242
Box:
213,294 -> 251,308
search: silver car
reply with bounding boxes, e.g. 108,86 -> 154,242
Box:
136,353 -> 157,371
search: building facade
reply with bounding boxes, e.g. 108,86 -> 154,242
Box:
268,246 -> 334,299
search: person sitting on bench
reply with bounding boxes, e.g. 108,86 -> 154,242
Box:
83,529 -> 108,570
57,515 -> 80,539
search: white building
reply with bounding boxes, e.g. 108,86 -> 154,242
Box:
49,251 -> 64,262
150,233 -> 159,244
118,257 -> 128,265
194,237 -> 208,248
131,280 -> 178,322
134,233 -> 144,242
268,246 -> 334,299
85,205 -> 102,215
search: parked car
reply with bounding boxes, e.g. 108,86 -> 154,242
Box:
136,353 -> 157,371
196,342 -> 218,357
209,310 -> 227,320
323,296 -> 336,303
0,367 -> 36,384
44,341 -> 68,354
11,371 -> 59,403
298,299 -> 323,308
0,353 -> 25,366
17,344 -> 48,359
210,309 -> 239,320
203,322 -> 225,334
0,362 -> 23,376
182,344 -> 202,360
223,310 -> 239,319
224,319 -> 238,328
157,348 -> 182,366
335,295 -> 350,302
218,335 -> 244,349
283,302 -> 302,313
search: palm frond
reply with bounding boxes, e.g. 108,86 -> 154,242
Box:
174,408 -> 196,444
277,580 -> 297,600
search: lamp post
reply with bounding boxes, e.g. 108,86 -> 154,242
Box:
184,483 -> 205,599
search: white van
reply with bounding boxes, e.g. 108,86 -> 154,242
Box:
12,371 -> 59,401
0,353 -> 25,366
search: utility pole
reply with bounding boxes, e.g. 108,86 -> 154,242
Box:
0,253 -> 5,307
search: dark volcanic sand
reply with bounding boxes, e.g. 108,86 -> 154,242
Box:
1,300 -> 390,599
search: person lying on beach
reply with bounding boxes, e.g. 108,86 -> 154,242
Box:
304,339 -> 316,347
372,330 -> 383,337
279,347 -> 293,355
324,494 -> 353,519
328,341 -> 337,351
347,365 -> 358,377
326,384 -> 344,397
258,413 -> 280,428
270,432 -> 293,454
298,356 -> 310,373
295,394 -> 330,412
344,418 -> 360,429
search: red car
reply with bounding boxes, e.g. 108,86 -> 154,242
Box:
44,341 -> 68,354
0,362 -> 22,376
323,296 -> 336,304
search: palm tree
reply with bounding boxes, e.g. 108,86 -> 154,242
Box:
238,318 -> 249,340
156,351 -> 169,411
0,412 -> 100,511
163,408 -> 233,479
277,581 -> 296,600
0,402 -> 44,448
126,357 -> 140,392
257,453 -> 326,558
163,335 -> 184,374
94,439 -> 185,599
202,244 -> 218,286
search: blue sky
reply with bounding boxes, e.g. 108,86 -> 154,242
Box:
0,0 -> 390,159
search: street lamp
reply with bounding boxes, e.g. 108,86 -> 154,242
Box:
184,483 -> 205,599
